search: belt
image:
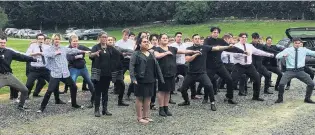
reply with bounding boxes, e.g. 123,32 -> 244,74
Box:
287,67 -> 304,72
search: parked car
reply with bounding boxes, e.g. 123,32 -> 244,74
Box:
64,29 -> 86,40
15,29 -> 32,38
276,27 -> 315,66
24,30 -> 43,39
5,28 -> 18,36
78,29 -> 105,40
65,27 -> 77,34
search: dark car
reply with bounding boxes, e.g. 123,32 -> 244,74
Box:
78,29 -> 105,40
276,27 -> 315,66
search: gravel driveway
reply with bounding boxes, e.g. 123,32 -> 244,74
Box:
1,77 -> 315,135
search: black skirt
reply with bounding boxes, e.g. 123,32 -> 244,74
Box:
158,76 -> 175,92
134,82 -> 154,98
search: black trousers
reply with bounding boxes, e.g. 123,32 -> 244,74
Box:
151,81 -> 157,104
231,64 -> 261,99
255,64 -> 271,91
64,79 -> 88,92
26,67 -> 50,96
115,80 -> 125,102
287,66 -> 314,86
94,76 -> 111,108
217,63 -> 234,88
40,76 -> 78,109
180,73 -> 215,102
177,64 -> 197,97
206,66 -> 233,99
266,66 -> 283,90
10,87 -> 19,99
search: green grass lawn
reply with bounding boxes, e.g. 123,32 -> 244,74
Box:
1,20 -> 314,95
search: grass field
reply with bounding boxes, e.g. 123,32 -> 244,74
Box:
1,20 -> 315,95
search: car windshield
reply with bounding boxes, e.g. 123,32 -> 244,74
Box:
288,28 -> 315,38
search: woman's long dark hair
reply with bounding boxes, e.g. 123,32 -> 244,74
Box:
135,37 -> 146,51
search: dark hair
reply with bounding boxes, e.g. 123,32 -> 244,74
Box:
159,33 -> 168,40
184,37 -> 191,42
292,38 -> 302,43
238,33 -> 248,38
98,31 -> 107,39
200,36 -> 205,40
135,37 -> 147,51
227,33 -> 233,37
129,32 -> 135,37
192,34 -> 199,39
149,34 -> 159,41
251,32 -> 260,39
266,36 -> 272,41
122,28 -> 130,34
210,27 -> 221,33
175,32 -> 182,37
36,33 -> 46,40
0,31 -> 7,41
137,32 -> 146,41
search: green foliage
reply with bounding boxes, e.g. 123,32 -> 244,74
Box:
0,7 -> 8,29
174,2 -> 209,24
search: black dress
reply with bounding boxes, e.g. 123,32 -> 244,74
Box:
154,46 -> 178,92
135,53 -> 156,98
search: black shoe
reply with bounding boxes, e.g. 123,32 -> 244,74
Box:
150,104 -> 157,110
224,98 -> 238,104
304,99 -> 315,104
164,106 -> 172,116
202,99 -> 208,104
275,98 -> 283,103
55,100 -> 66,104
210,103 -> 217,111
252,97 -> 265,101
169,99 -> 176,104
17,105 -> 31,111
159,107 -> 167,117
238,92 -> 247,96
102,110 -> 112,116
285,86 -> 290,90
264,90 -> 274,94
82,88 -> 89,92
118,101 -> 129,106
95,108 -> 101,117
178,101 -> 190,106
33,94 -> 42,97
72,104 -> 82,108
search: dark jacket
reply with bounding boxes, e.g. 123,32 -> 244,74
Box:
252,43 -> 279,67
262,45 -> 284,67
0,48 -> 36,73
67,45 -> 91,69
129,50 -> 164,84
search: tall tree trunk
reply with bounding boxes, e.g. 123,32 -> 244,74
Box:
301,12 -> 305,20
54,23 -> 58,32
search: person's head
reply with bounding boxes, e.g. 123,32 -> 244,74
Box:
251,32 -> 260,44
149,34 -> 159,46
231,36 -> 239,45
174,32 -> 182,43
184,37 -> 191,43
146,31 -> 150,39
222,34 -> 232,44
192,34 -> 201,45
169,37 -> 175,44
44,38 -> 51,45
98,32 -> 108,45
129,32 -> 136,40
238,33 -> 248,44
0,34 -> 7,49
159,34 -> 169,46
137,32 -> 147,40
51,34 -> 62,47
122,28 -> 130,41
70,35 -> 79,48
36,33 -> 46,45
292,38 -> 303,48
200,36 -> 205,45
266,36 -> 272,46
210,27 -> 221,38
136,37 -> 150,51
107,36 -> 115,46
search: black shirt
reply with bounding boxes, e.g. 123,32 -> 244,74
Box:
186,45 -> 212,74
137,53 -> 156,83
204,37 -> 244,69
99,47 -> 111,76
262,45 -> 283,67
252,42 -> 279,67
0,48 -> 36,74
154,46 -> 178,77
67,45 -> 91,69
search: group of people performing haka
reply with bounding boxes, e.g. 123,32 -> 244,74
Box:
1,26 -> 315,125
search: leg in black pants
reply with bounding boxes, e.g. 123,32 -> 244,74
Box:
304,66 -> 315,80
256,65 -> 272,94
117,79 -> 129,106
231,64 -> 264,102
266,66 -> 283,91
33,78 -> 46,96
94,76 -> 112,116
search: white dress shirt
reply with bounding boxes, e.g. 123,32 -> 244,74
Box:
115,39 -> 135,50
170,42 -> 188,65
233,42 -> 273,65
221,51 -> 235,64
26,43 -> 50,67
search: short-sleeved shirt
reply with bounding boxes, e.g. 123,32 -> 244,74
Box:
186,45 -> 212,74
154,46 -> 178,77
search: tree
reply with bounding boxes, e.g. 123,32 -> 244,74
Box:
174,2 -> 210,24
0,7 -> 8,30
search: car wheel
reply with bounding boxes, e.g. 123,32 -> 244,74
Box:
84,36 -> 88,40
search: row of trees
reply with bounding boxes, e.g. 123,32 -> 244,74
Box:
0,1 -> 314,30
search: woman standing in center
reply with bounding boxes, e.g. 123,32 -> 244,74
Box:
130,37 -> 164,124
154,34 -> 199,117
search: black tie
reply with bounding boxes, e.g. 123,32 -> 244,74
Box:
295,48 -> 298,69
227,54 -> 231,63
39,45 -> 46,65
243,44 -> 247,63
